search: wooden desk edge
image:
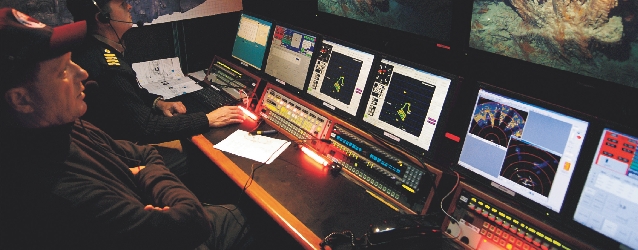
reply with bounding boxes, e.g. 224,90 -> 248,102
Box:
191,135 -> 329,250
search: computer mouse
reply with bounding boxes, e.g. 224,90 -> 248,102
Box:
366,214 -> 442,248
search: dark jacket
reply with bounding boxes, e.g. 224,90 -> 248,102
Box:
72,36 -> 209,144
0,120 -> 212,250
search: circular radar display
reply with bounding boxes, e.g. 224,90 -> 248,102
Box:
469,98 -> 528,148
500,137 -> 560,197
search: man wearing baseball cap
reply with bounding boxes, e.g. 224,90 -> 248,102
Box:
0,8 -> 251,249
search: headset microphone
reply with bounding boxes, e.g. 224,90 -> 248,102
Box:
109,19 -> 145,27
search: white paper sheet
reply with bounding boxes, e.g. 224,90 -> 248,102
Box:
132,57 -> 202,99
214,130 -> 290,164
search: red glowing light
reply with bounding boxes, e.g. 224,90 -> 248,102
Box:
238,106 -> 258,120
301,146 -> 329,167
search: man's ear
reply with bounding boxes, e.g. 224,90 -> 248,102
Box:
4,87 -> 34,114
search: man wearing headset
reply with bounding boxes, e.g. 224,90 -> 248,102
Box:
66,0 -> 245,176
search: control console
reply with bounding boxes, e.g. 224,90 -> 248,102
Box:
443,182 -> 593,250
329,124 -> 437,214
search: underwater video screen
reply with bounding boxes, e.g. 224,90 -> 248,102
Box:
318,0 -> 452,42
469,0 -> 638,88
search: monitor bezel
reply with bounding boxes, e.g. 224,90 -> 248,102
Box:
261,21 -> 323,97
454,81 -> 597,222
302,36 -> 378,124
566,122 -> 638,249
315,2 -> 453,50
356,53 -> 462,165
230,11 -> 274,73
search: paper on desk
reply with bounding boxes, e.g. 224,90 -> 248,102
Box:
188,70 -> 207,82
214,130 -> 290,164
132,57 -> 202,99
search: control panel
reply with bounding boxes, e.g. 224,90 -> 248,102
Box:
328,124 -> 436,214
257,85 -> 332,141
443,183 -> 591,250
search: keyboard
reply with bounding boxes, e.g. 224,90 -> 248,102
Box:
176,85 -> 239,114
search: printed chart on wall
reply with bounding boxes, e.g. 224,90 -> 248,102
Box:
130,0 -> 242,26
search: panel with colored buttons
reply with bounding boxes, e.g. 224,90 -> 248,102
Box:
442,183 -> 593,250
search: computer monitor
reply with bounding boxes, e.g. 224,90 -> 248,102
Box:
573,128 -> 638,249
231,13 -> 273,71
318,0 -> 452,43
458,84 -> 589,214
360,56 -> 458,160
468,0 -> 637,88
306,39 -> 375,121
264,24 -> 317,94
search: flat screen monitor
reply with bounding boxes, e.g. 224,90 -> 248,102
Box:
306,39 -> 375,120
231,13 -> 273,70
573,128 -> 638,249
458,86 -> 589,213
318,0 -> 452,43
360,57 -> 457,159
264,24 -> 317,93
468,0 -> 638,88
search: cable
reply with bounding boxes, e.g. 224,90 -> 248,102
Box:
290,138 -> 333,145
320,230 -> 356,249
234,140 -> 290,206
238,89 -> 250,107
107,21 -> 126,52
200,203 -> 249,249
440,170 -> 464,240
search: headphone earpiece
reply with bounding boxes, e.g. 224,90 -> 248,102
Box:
91,0 -> 110,23
97,11 -> 110,23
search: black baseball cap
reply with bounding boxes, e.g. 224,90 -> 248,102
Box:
0,8 -> 86,92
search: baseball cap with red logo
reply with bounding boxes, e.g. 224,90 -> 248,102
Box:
0,8 -> 86,92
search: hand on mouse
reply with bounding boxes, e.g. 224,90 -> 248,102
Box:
206,106 -> 245,127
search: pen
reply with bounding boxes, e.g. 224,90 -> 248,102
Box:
251,130 -> 278,135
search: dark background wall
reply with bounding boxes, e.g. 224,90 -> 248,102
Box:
1,0 -> 635,129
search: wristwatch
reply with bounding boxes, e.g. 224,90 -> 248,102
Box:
152,96 -> 164,110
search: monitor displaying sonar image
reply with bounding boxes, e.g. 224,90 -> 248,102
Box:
469,97 -> 528,148
458,87 -> 589,213
362,58 -> 452,153
307,40 -> 375,118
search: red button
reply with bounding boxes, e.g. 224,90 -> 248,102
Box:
533,238 -> 541,246
524,233 -> 533,242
